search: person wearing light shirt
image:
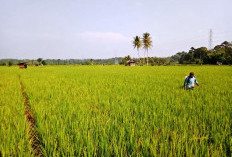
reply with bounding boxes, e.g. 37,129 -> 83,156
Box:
184,72 -> 199,90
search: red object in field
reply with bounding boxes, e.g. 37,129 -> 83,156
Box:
17,62 -> 28,69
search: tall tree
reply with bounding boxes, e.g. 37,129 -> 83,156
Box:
142,32 -> 152,65
89,59 -> 94,65
41,60 -> 47,65
8,60 -> 13,66
133,36 -> 142,63
37,58 -> 42,65
57,59 -> 61,65
120,55 -> 131,65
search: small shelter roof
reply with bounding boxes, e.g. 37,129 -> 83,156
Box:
17,62 -> 28,65
127,60 -> 136,63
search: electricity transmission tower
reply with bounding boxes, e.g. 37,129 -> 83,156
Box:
208,29 -> 213,50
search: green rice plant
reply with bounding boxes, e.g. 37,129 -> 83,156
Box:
1,65 -> 232,156
0,67 -> 30,156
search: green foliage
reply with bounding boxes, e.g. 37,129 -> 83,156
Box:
1,66 -> 231,156
142,33 -> 152,50
8,60 -> 13,66
195,59 -> 203,64
0,67 -> 30,156
41,60 -> 47,65
170,52 -> 185,63
0,62 -> 6,66
133,36 -> 142,50
120,55 -> 131,65
88,59 -> 94,65
133,36 -> 142,63
37,58 -> 43,64
142,33 -> 152,65
173,41 -> 232,65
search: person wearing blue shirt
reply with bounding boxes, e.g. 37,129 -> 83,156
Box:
184,72 -> 199,90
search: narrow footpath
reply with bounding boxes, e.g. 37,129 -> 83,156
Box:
19,78 -> 44,157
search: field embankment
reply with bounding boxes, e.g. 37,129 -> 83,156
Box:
19,76 -> 44,157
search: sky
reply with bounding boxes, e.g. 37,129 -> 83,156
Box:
0,0 -> 231,59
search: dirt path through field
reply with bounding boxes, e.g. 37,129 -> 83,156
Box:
19,77 -> 44,157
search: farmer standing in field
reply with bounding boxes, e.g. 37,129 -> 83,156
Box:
184,72 -> 199,90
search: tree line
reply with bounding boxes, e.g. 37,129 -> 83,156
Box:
170,41 -> 232,65
0,58 -> 122,66
1,40 -> 231,66
120,40 -> 232,65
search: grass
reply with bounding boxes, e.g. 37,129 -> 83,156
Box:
0,68 -> 30,156
0,65 -> 231,156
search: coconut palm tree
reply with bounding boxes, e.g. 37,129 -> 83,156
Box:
133,36 -> 142,63
142,33 -> 152,65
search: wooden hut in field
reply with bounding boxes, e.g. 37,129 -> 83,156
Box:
126,60 -> 136,66
17,62 -> 28,69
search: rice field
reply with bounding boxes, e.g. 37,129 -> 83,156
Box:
0,65 -> 231,156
